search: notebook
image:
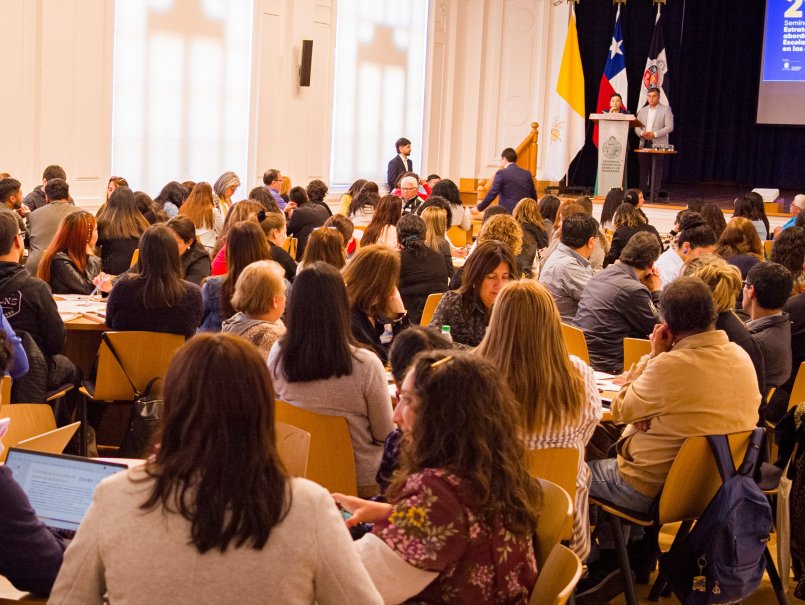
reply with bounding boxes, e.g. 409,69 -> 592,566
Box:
16,422 -> 80,455
4,448 -> 127,539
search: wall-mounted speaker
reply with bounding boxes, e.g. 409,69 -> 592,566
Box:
299,40 -> 313,87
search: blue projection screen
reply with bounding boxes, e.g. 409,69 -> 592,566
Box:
758,0 -> 805,125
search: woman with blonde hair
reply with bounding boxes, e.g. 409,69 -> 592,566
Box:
715,216 -> 763,279
213,171 -> 240,216
360,195 -> 402,248
421,206 -> 454,277
222,260 -> 287,359
180,182 -> 224,254
476,280 -> 602,559
685,254 -> 765,393
343,244 -> 407,363
300,227 -> 346,270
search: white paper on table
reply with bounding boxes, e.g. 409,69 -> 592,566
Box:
55,299 -> 106,315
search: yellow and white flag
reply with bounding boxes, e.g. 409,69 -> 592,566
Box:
544,4 -> 586,182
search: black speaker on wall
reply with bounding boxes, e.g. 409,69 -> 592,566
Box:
299,40 -> 313,87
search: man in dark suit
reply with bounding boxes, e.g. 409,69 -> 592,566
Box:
475,148 -> 537,214
387,137 -> 413,190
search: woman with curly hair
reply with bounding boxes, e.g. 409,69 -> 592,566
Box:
306,179 -> 332,217
360,195 -> 402,248
771,226 -> 805,295
333,350 -> 541,604
477,280 -> 601,560
603,203 -> 663,267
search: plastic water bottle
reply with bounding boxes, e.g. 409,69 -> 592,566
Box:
380,323 -> 393,345
440,325 -> 453,343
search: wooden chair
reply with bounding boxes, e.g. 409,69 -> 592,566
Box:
0,375 -> 10,405
275,421 -> 311,478
446,225 -> 470,247
591,430 -> 787,605
130,248 -> 139,268
532,478 -> 573,569
622,337 -> 651,372
764,239 -> 774,260
16,422 -> 80,455
282,237 -> 298,260
274,400 -> 358,496
529,544 -> 583,605
789,361 -> 805,411
526,448 -> 579,541
0,404 -> 57,462
560,323 -> 590,365
419,293 -> 444,326
78,331 -> 185,454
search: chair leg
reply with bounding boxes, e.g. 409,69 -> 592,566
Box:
78,396 -> 88,457
609,514 -> 639,605
765,546 -> 790,605
648,519 -> 693,601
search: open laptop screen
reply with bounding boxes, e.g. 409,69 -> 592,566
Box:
5,448 -> 127,534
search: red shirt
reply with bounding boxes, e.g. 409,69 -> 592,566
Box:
211,246 -> 227,276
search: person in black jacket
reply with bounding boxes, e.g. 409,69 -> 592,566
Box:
286,187 -> 329,261
0,209 -> 77,388
261,211 -> 297,281
166,215 -> 211,286
37,211 -> 103,295
603,203 -> 664,267
96,186 -> 148,275
397,213 -> 448,324
106,224 -> 202,339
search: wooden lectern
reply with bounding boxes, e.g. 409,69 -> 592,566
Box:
590,113 -> 642,195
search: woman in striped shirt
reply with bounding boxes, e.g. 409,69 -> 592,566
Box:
476,280 -> 603,559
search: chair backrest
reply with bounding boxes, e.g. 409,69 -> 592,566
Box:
274,400 -> 358,495
533,478 -> 573,570
525,448 -> 579,504
622,337 -> 651,372
529,544 -> 583,605
446,225 -> 469,247
16,422 -> 80,455
130,248 -> 139,267
282,237 -> 298,260
0,404 -> 57,462
789,361 -> 805,412
275,421 -> 311,478
92,331 -> 185,402
763,239 -> 774,260
560,323 -> 590,365
658,430 -> 753,524
420,292 -> 444,326
0,375 -> 10,405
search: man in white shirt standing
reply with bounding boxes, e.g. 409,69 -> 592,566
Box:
635,88 -> 674,199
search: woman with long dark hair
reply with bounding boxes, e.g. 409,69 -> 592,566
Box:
153,181 -> 189,218
299,227 -> 346,270
96,186 -> 149,275
338,178 -> 367,216
199,221 -> 271,332
733,195 -> 767,241
347,181 -> 380,226
397,213 -> 449,324
360,195 -> 402,248
600,187 -> 626,230
268,262 -> 393,496
333,351 -> 541,604
431,178 -> 470,230
165,215 -> 212,286
105,225 -> 202,338
38,211 -> 103,295
603,203 -> 663,267
50,333 -> 382,604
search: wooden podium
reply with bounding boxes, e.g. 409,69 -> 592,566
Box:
634,148 -> 678,203
590,113 -> 642,195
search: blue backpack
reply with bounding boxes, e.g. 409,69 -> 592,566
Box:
659,429 -> 774,604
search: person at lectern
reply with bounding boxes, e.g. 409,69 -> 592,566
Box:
635,87 -> 674,198
604,93 -> 631,114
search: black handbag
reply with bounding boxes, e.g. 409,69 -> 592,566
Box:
101,334 -> 164,459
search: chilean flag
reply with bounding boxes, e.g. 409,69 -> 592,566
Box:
593,6 -> 628,147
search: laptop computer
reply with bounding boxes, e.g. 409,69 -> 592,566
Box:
4,448 -> 127,539
16,422 -> 80,455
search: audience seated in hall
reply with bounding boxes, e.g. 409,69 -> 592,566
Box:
95,186 -> 148,276
26,178 -> 81,276
539,213 -> 598,322
654,212 -> 716,287
105,225 -> 202,339
684,255 -> 766,396
430,240 -> 516,347
770,225 -> 805,295
334,351 -> 540,605
50,334 -> 382,604
165,215 -> 211,286
268,262 -> 393,496
578,277 -> 760,601
38,211 -> 103,296
603,203 -> 663,268
286,186 -> 329,260
343,244 -> 408,364
574,232 -> 662,373
200,221 -> 271,333
742,261 -> 793,391
222,260 -> 286,360
476,280 -> 602,560
397,213 -> 449,325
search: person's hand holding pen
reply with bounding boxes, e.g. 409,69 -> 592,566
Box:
90,273 -> 113,297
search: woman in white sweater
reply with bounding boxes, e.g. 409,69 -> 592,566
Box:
50,333 -> 381,605
269,262 -> 394,496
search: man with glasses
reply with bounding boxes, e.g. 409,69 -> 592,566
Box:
475,147 -> 536,214
387,137 -> 413,191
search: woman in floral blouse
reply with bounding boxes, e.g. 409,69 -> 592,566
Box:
334,351 -> 541,604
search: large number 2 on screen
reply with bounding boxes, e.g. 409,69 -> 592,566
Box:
786,0 -> 804,18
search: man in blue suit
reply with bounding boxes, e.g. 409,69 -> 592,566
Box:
475,148 -> 537,214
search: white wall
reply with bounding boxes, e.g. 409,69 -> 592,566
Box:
0,0 -> 560,205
